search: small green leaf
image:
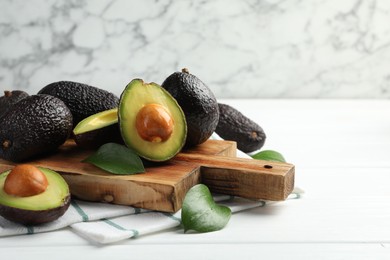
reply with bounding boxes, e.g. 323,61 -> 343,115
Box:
181,184 -> 231,233
251,150 -> 286,162
82,143 -> 145,175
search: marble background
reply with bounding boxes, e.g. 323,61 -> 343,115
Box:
1,0 -> 390,99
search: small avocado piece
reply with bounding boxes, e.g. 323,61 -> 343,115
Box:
0,94 -> 73,162
0,90 -> 29,119
119,79 -> 187,161
38,81 -> 119,126
0,165 -> 71,225
216,103 -> 266,153
161,68 -> 219,147
73,108 -> 123,149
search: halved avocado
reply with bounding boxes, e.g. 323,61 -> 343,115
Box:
118,79 -> 187,161
73,108 -> 122,149
0,166 -> 71,225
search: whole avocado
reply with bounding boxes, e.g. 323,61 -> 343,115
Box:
161,68 -> 219,147
38,81 -> 119,125
0,94 -> 73,162
0,90 -> 29,119
216,103 -> 266,153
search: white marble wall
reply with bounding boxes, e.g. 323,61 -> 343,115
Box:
1,0 -> 390,98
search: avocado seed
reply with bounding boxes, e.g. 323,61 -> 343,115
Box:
4,164 -> 48,197
136,103 -> 174,143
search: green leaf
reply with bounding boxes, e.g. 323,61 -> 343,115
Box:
181,184 -> 231,233
82,143 -> 145,175
251,150 -> 286,162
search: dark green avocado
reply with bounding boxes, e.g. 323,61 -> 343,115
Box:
216,103 -> 266,153
38,81 -> 119,125
0,94 -> 73,162
73,108 -> 123,149
161,68 -> 219,147
119,79 -> 187,162
0,90 -> 29,119
0,166 -> 71,225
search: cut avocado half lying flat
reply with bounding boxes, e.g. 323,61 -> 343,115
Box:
73,108 -> 122,149
119,79 -> 187,162
0,167 -> 70,225
73,108 -> 118,135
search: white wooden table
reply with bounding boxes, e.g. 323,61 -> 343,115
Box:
2,99 -> 390,259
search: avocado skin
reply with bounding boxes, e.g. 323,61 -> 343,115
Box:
38,81 -> 119,125
216,103 -> 266,153
0,94 -> 73,162
0,90 -> 29,119
75,123 -> 123,149
161,70 -> 219,147
0,194 -> 70,225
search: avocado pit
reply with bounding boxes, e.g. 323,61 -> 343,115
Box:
136,103 -> 174,143
4,164 -> 48,197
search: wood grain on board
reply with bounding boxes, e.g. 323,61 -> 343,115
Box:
0,139 -> 295,212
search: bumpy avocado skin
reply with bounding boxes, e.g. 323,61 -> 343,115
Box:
0,90 -> 29,119
161,70 -> 219,147
216,103 -> 266,153
0,94 -> 73,162
38,81 -> 119,125
0,194 -> 70,225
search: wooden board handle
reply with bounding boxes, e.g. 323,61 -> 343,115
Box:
175,153 -> 295,201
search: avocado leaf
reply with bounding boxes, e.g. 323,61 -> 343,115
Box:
82,143 -> 145,175
181,184 -> 231,233
251,150 -> 286,162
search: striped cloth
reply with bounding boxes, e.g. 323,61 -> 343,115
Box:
0,191 -> 302,244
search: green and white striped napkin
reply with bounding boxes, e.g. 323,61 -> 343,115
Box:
0,191 -> 302,244
0,199 -> 144,237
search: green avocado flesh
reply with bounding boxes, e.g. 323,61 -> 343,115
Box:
0,167 -> 69,211
73,108 -> 122,149
73,108 -> 118,135
119,79 -> 187,161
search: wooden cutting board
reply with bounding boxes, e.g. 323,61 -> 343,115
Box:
0,140 -> 295,213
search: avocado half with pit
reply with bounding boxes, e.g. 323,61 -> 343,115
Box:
118,79 -> 187,162
73,108 -> 122,149
0,165 -> 71,225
